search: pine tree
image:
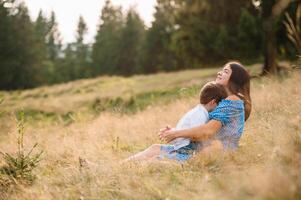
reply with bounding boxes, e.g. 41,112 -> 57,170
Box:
92,0 -> 123,75
34,10 -> 48,55
62,15 -> 90,80
32,10 -> 63,84
0,0 -> 16,89
0,1 -> 41,89
34,10 -> 53,84
141,0 -> 179,73
117,7 -> 145,75
60,43 -> 77,81
47,11 -> 62,62
75,15 -> 90,78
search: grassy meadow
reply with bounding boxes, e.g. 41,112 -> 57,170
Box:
0,64 -> 301,200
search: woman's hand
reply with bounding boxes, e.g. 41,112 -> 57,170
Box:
159,125 -> 171,133
158,127 -> 177,143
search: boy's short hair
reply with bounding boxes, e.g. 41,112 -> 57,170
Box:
200,82 -> 227,104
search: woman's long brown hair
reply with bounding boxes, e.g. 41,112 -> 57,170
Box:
227,62 -> 252,121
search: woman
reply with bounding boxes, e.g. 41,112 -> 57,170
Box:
127,61 -> 251,162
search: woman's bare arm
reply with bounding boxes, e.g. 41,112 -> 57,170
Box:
159,95 -> 238,143
158,120 -> 222,143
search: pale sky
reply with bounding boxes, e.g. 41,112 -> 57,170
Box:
25,0 -> 157,43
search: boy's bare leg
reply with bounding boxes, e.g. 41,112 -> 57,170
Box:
124,144 -> 162,162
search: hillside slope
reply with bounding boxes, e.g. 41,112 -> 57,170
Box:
1,66 -> 300,200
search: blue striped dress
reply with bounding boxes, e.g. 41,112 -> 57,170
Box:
208,99 -> 245,150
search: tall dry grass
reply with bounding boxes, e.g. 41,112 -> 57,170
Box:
0,70 -> 301,199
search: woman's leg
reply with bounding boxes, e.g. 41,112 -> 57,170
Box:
200,140 -> 223,155
189,140 -> 223,161
126,144 -> 162,162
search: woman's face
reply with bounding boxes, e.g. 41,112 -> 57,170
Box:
216,65 -> 232,86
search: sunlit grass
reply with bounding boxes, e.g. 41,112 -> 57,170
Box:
0,67 -> 300,199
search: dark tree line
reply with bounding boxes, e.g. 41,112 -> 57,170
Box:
0,0 -> 300,90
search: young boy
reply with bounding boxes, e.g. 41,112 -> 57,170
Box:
168,81 -> 227,150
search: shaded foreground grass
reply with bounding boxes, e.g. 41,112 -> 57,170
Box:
1,69 -> 300,199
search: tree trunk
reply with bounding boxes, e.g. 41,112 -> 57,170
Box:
260,0 -> 293,76
262,17 -> 278,75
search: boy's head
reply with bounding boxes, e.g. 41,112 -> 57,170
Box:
199,81 -> 227,112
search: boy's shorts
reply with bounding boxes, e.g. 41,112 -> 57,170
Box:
158,142 -> 198,162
